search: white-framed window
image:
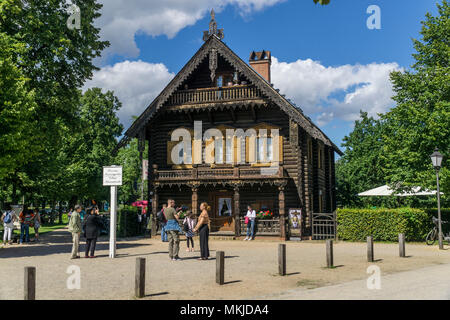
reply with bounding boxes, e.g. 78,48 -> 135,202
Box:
256,135 -> 274,163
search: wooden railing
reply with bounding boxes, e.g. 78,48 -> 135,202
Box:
240,218 -> 280,235
167,85 -> 262,106
154,165 -> 284,181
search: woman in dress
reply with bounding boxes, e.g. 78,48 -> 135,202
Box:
193,202 -> 210,260
33,208 -> 41,243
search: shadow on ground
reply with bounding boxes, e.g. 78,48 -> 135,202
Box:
0,230 -> 150,259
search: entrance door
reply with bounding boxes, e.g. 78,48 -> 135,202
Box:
209,191 -> 234,232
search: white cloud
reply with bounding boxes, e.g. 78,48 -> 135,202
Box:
84,60 -> 175,129
271,57 -> 401,125
84,55 -> 400,132
96,0 -> 285,59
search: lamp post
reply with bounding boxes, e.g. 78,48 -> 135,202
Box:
430,148 -> 444,250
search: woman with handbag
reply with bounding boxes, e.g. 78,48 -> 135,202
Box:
193,202 -> 210,260
183,210 -> 197,252
244,205 -> 256,241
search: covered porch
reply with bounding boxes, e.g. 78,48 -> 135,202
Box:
150,164 -> 289,239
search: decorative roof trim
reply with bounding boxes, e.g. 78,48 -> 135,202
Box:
114,36 -> 342,156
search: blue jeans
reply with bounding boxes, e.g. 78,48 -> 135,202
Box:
20,224 -> 30,243
246,219 -> 255,238
160,222 -> 168,242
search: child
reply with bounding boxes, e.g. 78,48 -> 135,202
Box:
183,211 -> 197,252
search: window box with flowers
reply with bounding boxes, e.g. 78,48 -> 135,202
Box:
257,209 -> 274,220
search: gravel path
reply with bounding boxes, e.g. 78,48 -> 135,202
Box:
1,229 -> 450,300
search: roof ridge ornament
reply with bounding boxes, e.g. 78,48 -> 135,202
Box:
203,9 -> 224,41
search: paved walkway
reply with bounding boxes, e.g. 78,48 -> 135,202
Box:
255,263 -> 450,300
1,229 -> 450,300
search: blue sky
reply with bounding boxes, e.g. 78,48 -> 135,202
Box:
86,0 -> 440,148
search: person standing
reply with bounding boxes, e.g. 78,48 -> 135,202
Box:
33,208 -> 41,243
1,205 -> 16,246
193,202 -> 210,260
83,207 -> 102,258
19,206 -> 33,244
158,204 -> 168,242
68,205 -> 82,259
244,205 -> 256,241
164,199 -> 182,261
183,211 -> 197,252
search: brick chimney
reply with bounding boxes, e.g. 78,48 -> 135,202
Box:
249,50 -> 271,83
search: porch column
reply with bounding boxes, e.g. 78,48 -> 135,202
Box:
151,187 -> 159,236
191,185 -> 198,216
278,184 -> 286,241
234,185 -> 241,237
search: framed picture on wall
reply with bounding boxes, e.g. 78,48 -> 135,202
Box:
218,198 -> 232,216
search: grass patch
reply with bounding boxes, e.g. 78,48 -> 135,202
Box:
0,214 -> 69,243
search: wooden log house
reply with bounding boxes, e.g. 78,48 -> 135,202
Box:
116,11 -> 342,239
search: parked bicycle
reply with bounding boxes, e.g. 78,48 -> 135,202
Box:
426,216 -> 450,245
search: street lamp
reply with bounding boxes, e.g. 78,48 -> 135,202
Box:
430,148 -> 444,249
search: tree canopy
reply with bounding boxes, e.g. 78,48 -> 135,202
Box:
337,1 -> 449,208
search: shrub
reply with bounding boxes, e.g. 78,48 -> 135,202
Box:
423,208 -> 450,233
118,205 -> 139,237
337,208 -> 431,242
423,208 -> 450,220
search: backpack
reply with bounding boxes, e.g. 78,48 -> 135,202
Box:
183,219 -> 190,232
4,211 -> 12,224
157,209 -> 166,223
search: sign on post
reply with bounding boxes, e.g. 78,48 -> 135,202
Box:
103,166 -> 122,259
103,166 -> 123,186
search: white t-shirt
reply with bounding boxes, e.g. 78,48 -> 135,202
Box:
246,210 -> 256,221
2,211 -> 15,228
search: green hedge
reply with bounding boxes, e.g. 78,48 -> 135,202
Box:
424,208 -> 450,220
118,205 -> 139,237
337,208 -> 431,242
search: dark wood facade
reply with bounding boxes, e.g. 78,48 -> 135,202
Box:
116,13 -> 342,239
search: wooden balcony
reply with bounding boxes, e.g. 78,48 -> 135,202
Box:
167,85 -> 262,106
153,165 -> 284,181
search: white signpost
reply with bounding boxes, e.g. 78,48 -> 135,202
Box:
103,165 -> 122,258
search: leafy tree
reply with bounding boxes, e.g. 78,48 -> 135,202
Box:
381,1 -> 449,195
336,111 -> 386,207
115,137 -> 148,205
0,0 -> 109,203
0,30 -> 38,180
73,88 -> 124,202
314,0 -> 330,5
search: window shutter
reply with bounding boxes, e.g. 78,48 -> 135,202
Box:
204,138 -> 215,164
